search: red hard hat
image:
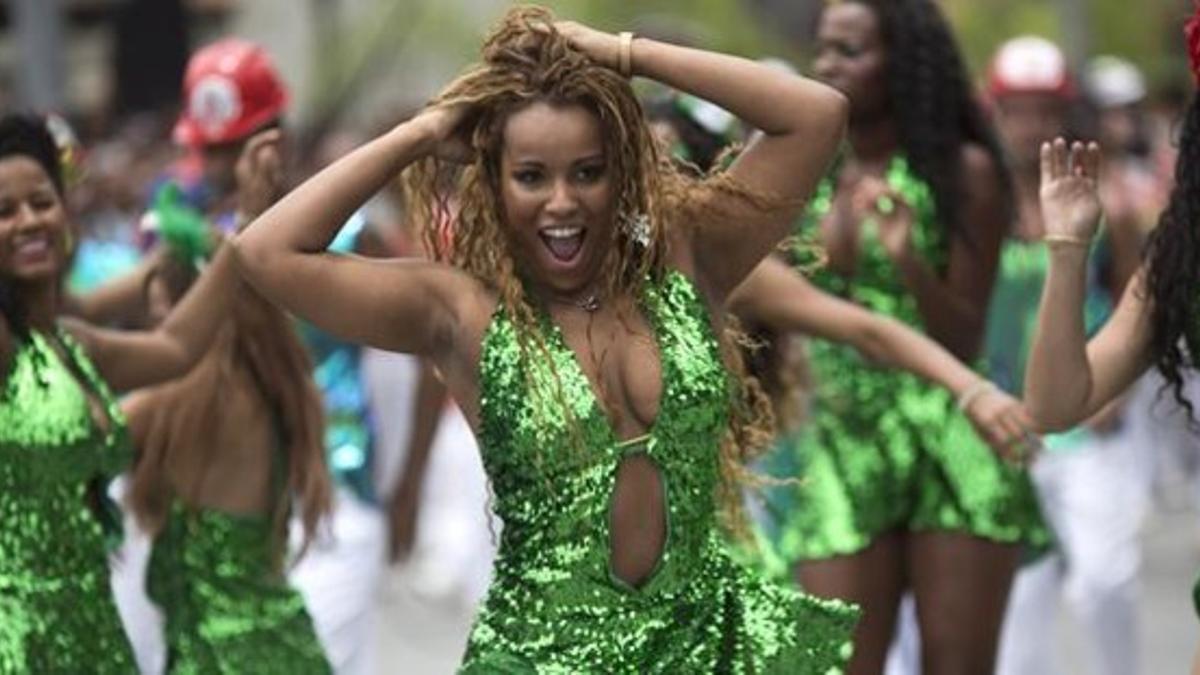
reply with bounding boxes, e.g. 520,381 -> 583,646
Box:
173,38 -> 288,147
986,36 -> 1075,100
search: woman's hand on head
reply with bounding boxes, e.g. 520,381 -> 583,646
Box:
1040,138 -> 1103,243
546,21 -> 621,71
412,104 -> 474,164
235,129 -> 284,224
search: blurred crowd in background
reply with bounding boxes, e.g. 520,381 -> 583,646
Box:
3,1 -> 1200,673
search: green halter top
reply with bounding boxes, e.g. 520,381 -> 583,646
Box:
460,270 -> 858,674
0,328 -> 136,672
145,386 -> 330,673
147,501 -> 331,674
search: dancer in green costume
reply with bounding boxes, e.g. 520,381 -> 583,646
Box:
758,1 -> 1047,672
236,6 -> 861,671
123,177 -> 333,673
641,96 -> 1034,473
1025,8 -> 1200,674
0,114 -> 244,671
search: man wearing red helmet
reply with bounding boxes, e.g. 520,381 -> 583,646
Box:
984,36 -> 1145,675
172,38 -> 288,227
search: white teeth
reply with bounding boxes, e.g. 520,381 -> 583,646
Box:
542,226 -> 583,239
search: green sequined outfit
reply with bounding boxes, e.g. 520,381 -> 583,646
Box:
765,156 -> 1047,562
461,271 -> 859,674
147,501 -> 330,674
0,329 -> 136,672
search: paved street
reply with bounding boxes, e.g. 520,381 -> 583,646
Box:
375,503 -> 1199,674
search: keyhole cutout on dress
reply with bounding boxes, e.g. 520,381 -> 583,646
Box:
608,450 -> 668,590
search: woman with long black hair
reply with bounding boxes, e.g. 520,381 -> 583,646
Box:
1024,8 -> 1200,671
764,1 -> 1046,672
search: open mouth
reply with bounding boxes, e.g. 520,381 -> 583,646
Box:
538,225 -> 586,263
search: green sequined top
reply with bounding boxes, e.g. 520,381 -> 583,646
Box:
147,491 -> 330,672
460,270 -> 859,674
0,328 -> 136,672
764,156 -> 1047,562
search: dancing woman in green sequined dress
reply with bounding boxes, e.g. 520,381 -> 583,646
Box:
236,5 -> 858,672
120,197 -> 333,671
1026,10 -> 1200,673
0,114 -> 248,671
760,1 -> 1047,672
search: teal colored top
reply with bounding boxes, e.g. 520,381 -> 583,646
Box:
0,328 -> 135,672
300,212 -> 375,504
460,271 -> 859,673
984,237 -> 1115,452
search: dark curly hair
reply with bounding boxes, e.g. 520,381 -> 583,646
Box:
835,0 -> 1015,238
0,112 -> 64,342
1145,95 -> 1200,421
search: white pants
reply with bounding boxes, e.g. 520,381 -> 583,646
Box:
109,478 -> 166,675
995,426 -> 1152,675
290,489 -> 389,675
362,348 -> 498,610
885,424 -> 1152,675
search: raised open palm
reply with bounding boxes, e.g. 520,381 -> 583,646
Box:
1039,138 -> 1103,241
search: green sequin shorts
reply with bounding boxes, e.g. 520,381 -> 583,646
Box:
761,375 -> 1049,563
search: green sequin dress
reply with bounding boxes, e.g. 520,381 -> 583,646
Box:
147,494 -> 330,673
0,328 -> 136,672
764,156 -> 1048,562
461,270 -> 859,674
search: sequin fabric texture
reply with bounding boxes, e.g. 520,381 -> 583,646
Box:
147,502 -> 331,674
0,329 -> 136,672
462,271 -> 859,674
763,156 -> 1048,562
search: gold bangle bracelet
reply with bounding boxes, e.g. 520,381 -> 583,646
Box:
1043,233 -> 1092,248
617,31 -> 635,78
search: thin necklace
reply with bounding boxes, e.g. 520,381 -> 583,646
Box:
546,288 -> 601,313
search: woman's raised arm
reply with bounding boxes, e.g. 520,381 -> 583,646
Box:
555,22 -> 847,299
233,109 -> 481,358
1025,139 -> 1153,431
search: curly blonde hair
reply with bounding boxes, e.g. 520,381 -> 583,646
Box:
405,5 -> 782,536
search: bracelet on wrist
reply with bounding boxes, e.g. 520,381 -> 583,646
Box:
956,380 -> 998,413
1043,233 -> 1093,248
617,31 -> 635,78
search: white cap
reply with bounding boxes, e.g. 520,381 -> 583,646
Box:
987,36 -> 1073,98
1084,55 -> 1147,108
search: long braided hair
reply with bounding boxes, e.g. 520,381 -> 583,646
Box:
404,5 -> 779,533
835,0 -> 1015,237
